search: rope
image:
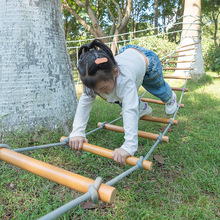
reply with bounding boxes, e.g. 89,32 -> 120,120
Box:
61,137 -> 70,147
157,133 -> 163,143
88,177 -> 102,204
169,118 -> 174,126
0,144 -> 11,149
136,156 -> 144,171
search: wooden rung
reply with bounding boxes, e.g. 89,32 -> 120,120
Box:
168,60 -> 195,63
180,42 -> 198,48
97,122 -> 169,143
172,54 -> 195,58
0,148 -> 116,203
164,67 -> 194,70
119,112 -> 178,124
176,47 -> 197,53
140,115 -> 178,125
164,75 -> 191,80
140,97 -> 184,108
60,137 -> 152,171
171,87 -> 189,92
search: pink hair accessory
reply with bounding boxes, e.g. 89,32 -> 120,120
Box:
95,57 -> 108,64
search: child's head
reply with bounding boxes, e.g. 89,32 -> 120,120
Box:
78,39 -> 118,95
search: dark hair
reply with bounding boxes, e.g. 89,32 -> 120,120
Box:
78,39 -> 117,96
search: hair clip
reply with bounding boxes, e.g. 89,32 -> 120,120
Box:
95,57 -> 108,64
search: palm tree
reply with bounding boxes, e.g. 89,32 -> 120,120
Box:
0,0 -> 77,135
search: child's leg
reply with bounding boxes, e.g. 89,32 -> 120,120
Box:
119,45 -> 173,103
141,51 -> 173,103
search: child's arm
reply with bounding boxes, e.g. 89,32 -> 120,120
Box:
69,136 -> 88,151
112,148 -> 130,165
69,91 -> 95,149
113,79 -> 139,163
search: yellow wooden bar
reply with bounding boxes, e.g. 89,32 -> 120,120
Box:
164,67 -> 194,70
97,122 -> 169,143
140,97 -> 184,108
175,47 -> 197,53
168,60 -> 195,63
163,75 -> 191,80
61,137 -> 152,171
179,42 -> 198,48
119,112 -> 178,125
171,87 -> 188,92
0,148 -> 116,203
140,115 -> 178,125
171,54 -> 195,58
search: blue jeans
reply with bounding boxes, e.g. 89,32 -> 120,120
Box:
119,45 -> 172,103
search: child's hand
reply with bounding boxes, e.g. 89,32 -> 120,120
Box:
69,136 -> 88,151
112,148 -> 130,165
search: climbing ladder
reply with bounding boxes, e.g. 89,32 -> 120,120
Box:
0,41 -> 198,219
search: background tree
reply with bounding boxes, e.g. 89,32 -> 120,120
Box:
175,0 -> 205,78
0,0 -> 77,135
154,0 -> 159,35
202,0 -> 220,47
130,1 -> 149,38
62,0 -> 132,54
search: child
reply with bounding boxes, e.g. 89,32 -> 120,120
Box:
69,39 -> 177,165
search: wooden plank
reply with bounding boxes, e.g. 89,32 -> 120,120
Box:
97,122 -> 169,143
0,148 -> 116,203
140,115 -> 178,125
140,97 -> 184,108
60,137 -> 153,171
164,67 -> 194,70
168,60 -> 195,63
172,54 -> 195,58
163,75 -> 191,80
171,87 -> 188,92
175,47 -> 197,53
119,112 -> 179,124
179,42 -> 198,48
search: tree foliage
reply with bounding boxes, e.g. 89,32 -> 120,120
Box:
62,0 -> 219,73
62,0 -> 132,41
62,0 -> 184,43
201,0 -> 220,47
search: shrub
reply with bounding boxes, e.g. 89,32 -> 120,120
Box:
127,36 -> 177,60
203,43 -> 220,74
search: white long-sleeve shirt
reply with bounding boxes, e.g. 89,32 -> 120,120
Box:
70,48 -> 146,156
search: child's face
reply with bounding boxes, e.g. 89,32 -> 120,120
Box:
95,68 -> 118,94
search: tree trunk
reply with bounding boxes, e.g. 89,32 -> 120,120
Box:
62,0 -> 132,54
211,1 -> 219,47
154,0 -> 159,35
0,0 -> 77,135
111,30 -> 120,56
175,0 -> 205,78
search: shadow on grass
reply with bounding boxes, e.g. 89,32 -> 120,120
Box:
186,74 -> 214,92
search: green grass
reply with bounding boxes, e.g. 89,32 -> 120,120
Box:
0,72 -> 220,219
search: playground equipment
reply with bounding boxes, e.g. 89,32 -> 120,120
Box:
0,16 -> 201,219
